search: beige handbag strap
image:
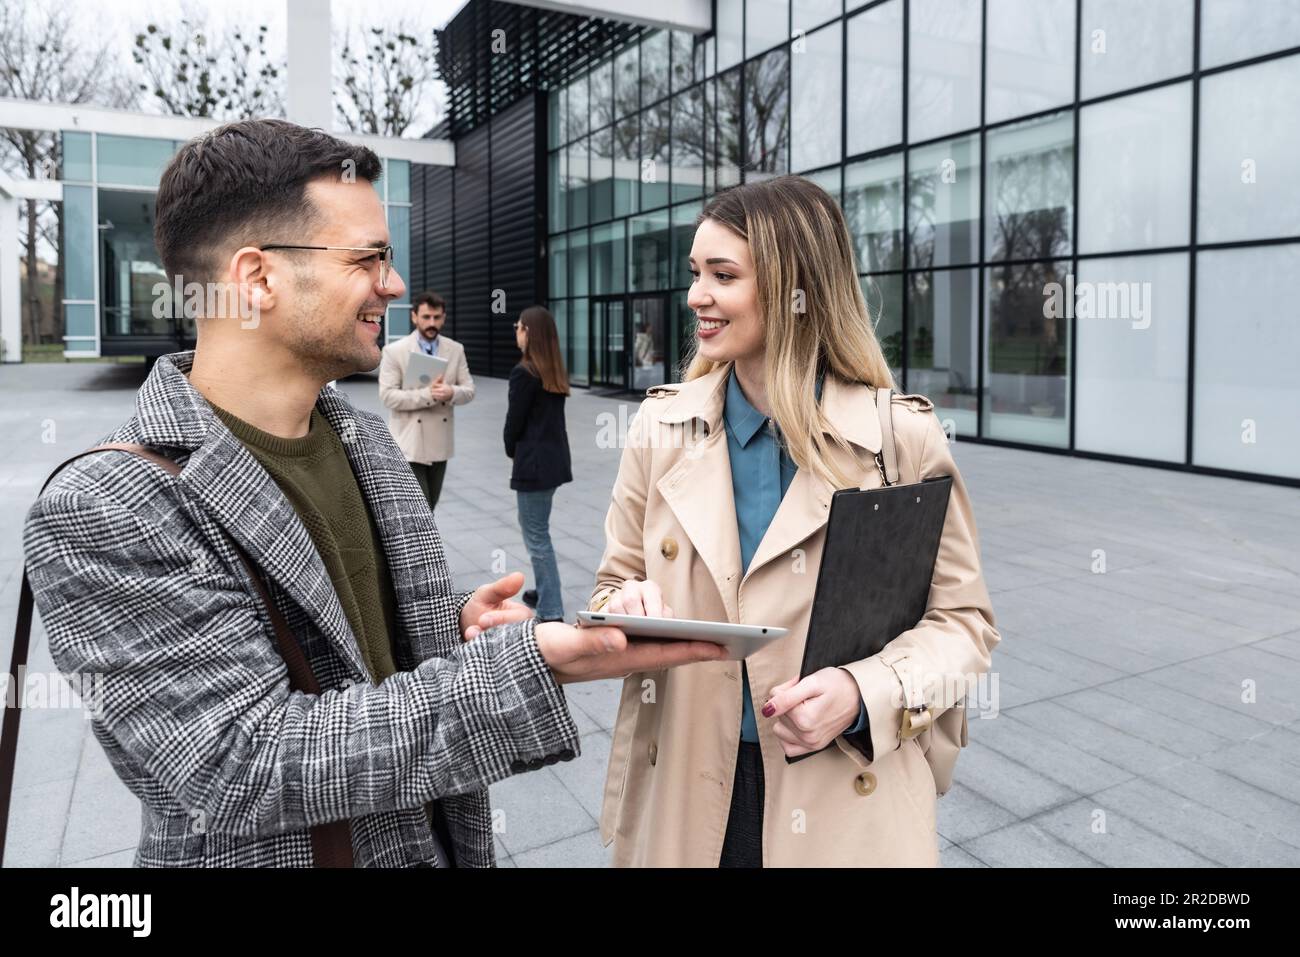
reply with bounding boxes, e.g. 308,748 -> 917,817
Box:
874,386 -> 900,487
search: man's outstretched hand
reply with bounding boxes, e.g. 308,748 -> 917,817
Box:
536,621 -> 727,683
460,572 -> 533,641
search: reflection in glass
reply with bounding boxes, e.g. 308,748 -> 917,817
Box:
62,131 -> 93,181
613,116 -> 640,217
984,259 -> 1071,446
631,295 -> 668,390
748,0 -> 791,59
549,88 -> 565,150
794,0 -> 842,32
907,268 -> 979,436
1075,252 -> 1188,462
986,111 -> 1073,262
672,87 -> 708,203
908,0 -> 982,143
567,138 -> 589,228
630,210 -> 672,291
63,185 -> 95,301
1193,243 -> 1300,479
99,189 -> 170,336
672,200 -> 703,288
985,0 -> 1075,125
1078,83 -> 1190,253
908,134 -> 980,268
791,24 -> 842,173
387,160 -> 410,203
641,31 -> 670,107
95,135 -> 178,187
549,150 -> 567,233
802,166 -> 841,205
565,73 -> 588,142
1080,0 -> 1193,100
570,228 -> 590,297
1198,55 -> 1300,245
717,0 -> 744,72
716,69 -> 744,189
861,273 -> 903,383
590,59 -> 614,131
591,222 -> 626,295
1201,0 -> 1300,69
745,48 -> 790,181
615,44 -> 640,118
671,30 -> 706,93
549,234 -> 568,298
641,103 -> 671,209
845,154 -> 904,272
571,297 -> 590,385
590,126 -> 614,222
847,0 -> 903,156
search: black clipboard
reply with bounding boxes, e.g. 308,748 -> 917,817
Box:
785,474 -> 953,764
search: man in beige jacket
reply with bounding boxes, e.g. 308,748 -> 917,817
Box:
378,291 -> 474,510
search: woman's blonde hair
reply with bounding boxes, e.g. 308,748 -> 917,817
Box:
682,174 -> 897,490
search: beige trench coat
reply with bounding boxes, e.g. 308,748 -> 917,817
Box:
588,365 -> 1001,867
378,331 -> 475,464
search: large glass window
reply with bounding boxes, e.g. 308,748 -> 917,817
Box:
570,228 -> 590,297
591,221 -> 627,294
716,69 -> 744,189
386,160 -> 410,203
1080,0 -> 1194,100
671,31 -> 704,94
1078,83 -> 1191,254
1075,253 -> 1189,463
614,44 -> 640,119
671,201 -> 703,288
641,102 -> 671,209
62,185 -> 95,302
549,88 -> 566,149
571,297 -> 590,385
985,111 -> 1074,262
630,210 -> 672,291
565,73 -> 589,142
907,267 -> 979,437
747,0 -> 791,59
794,0 -> 842,33
847,0 -> 903,156
984,259 -> 1071,446
590,126 -> 615,222
744,48 -> 790,180
717,0 -> 745,72
590,59 -> 614,131
61,131 -> 92,181
549,234 -> 568,298
985,0 -> 1075,125
908,0 -> 982,143
1193,244 -> 1300,479
862,273 -> 904,380
908,134 -> 980,268
549,150 -> 567,233
845,154 -> 905,272
1201,0 -> 1300,70
1198,54 -> 1300,245
613,116 -> 640,217
641,31 -> 670,107
791,23 -> 842,173
567,137 -> 590,228
95,135 -> 177,187
672,87 -> 709,203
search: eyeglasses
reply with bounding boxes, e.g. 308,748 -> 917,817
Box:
260,244 -> 395,288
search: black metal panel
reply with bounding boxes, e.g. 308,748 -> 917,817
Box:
452,121 -> 493,370
487,94 -> 543,377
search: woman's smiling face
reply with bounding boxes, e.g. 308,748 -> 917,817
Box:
686,217 -> 766,365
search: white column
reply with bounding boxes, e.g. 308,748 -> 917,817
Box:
286,0 -> 334,131
0,191 -> 20,363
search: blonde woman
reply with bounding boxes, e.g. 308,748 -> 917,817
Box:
588,175 -> 1001,867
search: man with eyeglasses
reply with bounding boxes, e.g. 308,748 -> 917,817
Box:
378,290 -> 474,511
18,118 -> 724,868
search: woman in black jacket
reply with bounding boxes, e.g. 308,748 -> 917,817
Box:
504,306 -> 573,623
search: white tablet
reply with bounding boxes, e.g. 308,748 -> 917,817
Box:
575,610 -> 787,660
403,351 -> 450,391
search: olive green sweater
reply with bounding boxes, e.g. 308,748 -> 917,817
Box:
209,402 -> 399,684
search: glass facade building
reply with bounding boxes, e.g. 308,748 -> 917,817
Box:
57,130 -> 413,357
539,0 -> 1300,482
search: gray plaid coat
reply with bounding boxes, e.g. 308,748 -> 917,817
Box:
22,351 -> 581,867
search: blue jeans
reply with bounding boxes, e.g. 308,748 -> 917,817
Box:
516,488 -> 564,621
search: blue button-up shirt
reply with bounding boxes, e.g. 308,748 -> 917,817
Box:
724,368 -> 867,742
417,334 -> 440,356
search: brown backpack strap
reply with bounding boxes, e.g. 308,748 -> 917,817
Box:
2,443 -> 352,868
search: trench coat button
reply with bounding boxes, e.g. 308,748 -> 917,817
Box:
660,537 -> 678,560
648,741 -> 658,766
854,771 -> 877,797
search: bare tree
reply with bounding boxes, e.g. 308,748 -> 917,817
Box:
131,16 -> 285,119
0,1 -> 135,347
334,21 -> 442,137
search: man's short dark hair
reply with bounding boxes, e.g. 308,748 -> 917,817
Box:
413,291 -> 446,313
154,118 -> 383,284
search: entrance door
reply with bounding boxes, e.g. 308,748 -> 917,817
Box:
591,297 -> 627,390
628,295 -> 668,391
